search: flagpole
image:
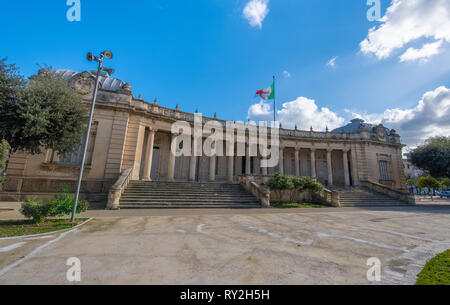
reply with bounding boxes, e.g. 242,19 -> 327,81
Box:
273,75 -> 276,124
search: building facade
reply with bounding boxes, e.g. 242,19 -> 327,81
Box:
1,69 -> 407,201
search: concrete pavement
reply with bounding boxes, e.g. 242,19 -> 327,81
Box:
1,205 -> 449,285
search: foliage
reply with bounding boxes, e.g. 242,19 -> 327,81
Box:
0,139 -> 10,191
406,179 -> 416,186
271,202 -> 324,209
47,188 -> 89,217
267,173 -> 324,202
0,219 -> 85,238
267,173 -> 294,190
440,177 -> 450,190
416,249 -> 450,285
267,173 -> 323,192
416,176 -> 441,201
409,137 -> 450,179
20,198 -> 52,224
0,58 -> 88,155
19,188 -> 89,223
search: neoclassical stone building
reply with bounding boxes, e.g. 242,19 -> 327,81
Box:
1,69 -> 407,202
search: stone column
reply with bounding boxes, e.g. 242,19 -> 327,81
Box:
326,149 -> 333,186
209,156 -> 216,181
261,155 -> 268,176
167,133 -> 177,181
189,138 -> 197,181
142,128 -> 156,180
294,148 -> 300,176
279,147 -> 284,174
310,148 -> 316,178
350,149 -> 359,186
227,156 -> 234,183
343,149 -> 350,186
246,145 -> 251,175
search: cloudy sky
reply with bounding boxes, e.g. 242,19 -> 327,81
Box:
2,0 -> 449,147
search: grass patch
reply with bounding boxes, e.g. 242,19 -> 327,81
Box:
271,202 -> 324,209
416,249 -> 450,285
0,218 -> 87,238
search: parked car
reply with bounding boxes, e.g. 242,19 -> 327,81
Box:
438,190 -> 450,198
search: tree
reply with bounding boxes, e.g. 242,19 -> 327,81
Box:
407,179 -> 416,186
409,137 -> 450,179
0,139 -> 10,190
416,176 -> 441,201
440,177 -> 450,190
0,58 -> 88,155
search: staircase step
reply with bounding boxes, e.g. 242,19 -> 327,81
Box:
119,181 -> 260,209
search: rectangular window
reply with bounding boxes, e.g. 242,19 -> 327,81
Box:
59,122 -> 98,166
379,160 -> 390,181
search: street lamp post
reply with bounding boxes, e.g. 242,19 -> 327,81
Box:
71,51 -> 114,222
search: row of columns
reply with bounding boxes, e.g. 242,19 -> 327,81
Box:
279,147 -> 352,186
142,131 -> 353,186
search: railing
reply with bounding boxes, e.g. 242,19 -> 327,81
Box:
127,99 -> 401,144
360,180 -> 415,204
107,167 -> 133,209
315,188 -> 340,207
238,175 -> 271,208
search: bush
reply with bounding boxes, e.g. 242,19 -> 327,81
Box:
267,174 -> 323,192
47,188 -> 89,217
20,198 -> 51,223
19,189 -> 89,223
267,173 -> 294,190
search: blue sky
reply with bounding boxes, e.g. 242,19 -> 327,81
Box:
2,0 -> 450,146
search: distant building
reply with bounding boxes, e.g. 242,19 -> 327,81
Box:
403,159 -> 423,180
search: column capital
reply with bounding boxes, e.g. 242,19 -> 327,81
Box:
149,127 -> 158,133
310,148 -> 316,153
326,148 -> 333,153
295,146 -> 301,151
342,148 -> 350,153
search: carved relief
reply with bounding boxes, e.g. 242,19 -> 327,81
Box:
68,71 -> 96,95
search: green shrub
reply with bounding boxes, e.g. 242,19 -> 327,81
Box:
19,189 -> 89,223
20,198 -> 51,223
267,173 -> 295,190
267,174 -> 323,192
47,188 -> 89,217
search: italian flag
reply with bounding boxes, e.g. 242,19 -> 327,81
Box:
256,83 -> 275,100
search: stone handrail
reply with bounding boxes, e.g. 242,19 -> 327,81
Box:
315,188 -> 341,207
238,175 -> 271,208
360,180 -> 415,204
107,167 -> 133,209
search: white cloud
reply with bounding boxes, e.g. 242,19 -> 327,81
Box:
349,86 -> 450,146
360,0 -> 450,62
243,0 -> 269,29
248,87 -> 450,147
326,56 -> 338,67
248,97 -> 345,131
399,40 -> 443,62
283,70 -> 291,78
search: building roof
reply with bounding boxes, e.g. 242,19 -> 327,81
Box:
53,69 -> 126,91
332,118 -> 393,135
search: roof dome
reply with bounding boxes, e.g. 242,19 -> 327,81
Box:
52,69 -> 126,92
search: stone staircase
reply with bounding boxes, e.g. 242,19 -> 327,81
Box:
337,188 -> 410,207
119,181 -> 261,209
